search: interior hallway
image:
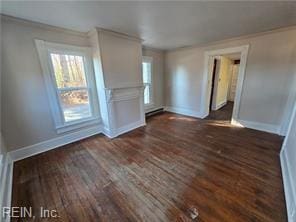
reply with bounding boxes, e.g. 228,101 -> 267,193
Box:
207,101 -> 234,121
12,111 -> 286,222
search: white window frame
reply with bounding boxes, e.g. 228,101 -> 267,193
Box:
35,39 -> 100,134
142,56 -> 154,109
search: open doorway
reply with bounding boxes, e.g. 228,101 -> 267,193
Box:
208,54 -> 241,121
200,45 -> 249,125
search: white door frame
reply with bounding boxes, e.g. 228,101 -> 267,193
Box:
200,45 -> 249,124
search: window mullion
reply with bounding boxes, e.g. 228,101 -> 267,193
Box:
36,40 -> 99,133
58,86 -> 88,92
55,88 -> 67,124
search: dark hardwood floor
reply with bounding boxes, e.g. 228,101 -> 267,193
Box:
12,106 -> 287,222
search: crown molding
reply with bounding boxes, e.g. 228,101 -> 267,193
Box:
2,13 -> 295,53
0,14 -> 87,37
1,14 -> 142,43
142,46 -> 165,53
88,27 -> 142,43
167,24 -> 296,53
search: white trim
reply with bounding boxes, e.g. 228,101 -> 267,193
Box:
103,120 -> 146,138
94,28 -> 142,43
142,46 -> 165,53
56,117 -> 101,134
0,155 -> 3,170
105,83 -> 143,90
35,39 -> 101,134
103,85 -> 146,138
201,45 -> 249,124
1,14 -> 86,37
168,24 -> 296,53
163,106 -> 280,134
102,126 -> 113,138
144,103 -> 155,111
145,106 -> 164,114
282,98 -> 296,149
142,56 -> 154,107
0,154 -> 13,222
9,125 -> 103,162
281,149 -> 296,222
232,119 -> 280,134
164,106 -> 202,118
142,56 -> 153,63
116,120 -> 145,136
279,70 -> 296,136
105,86 -> 145,103
280,97 -> 296,222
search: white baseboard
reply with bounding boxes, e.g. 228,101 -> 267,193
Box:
164,106 -> 202,118
234,119 -> 280,134
103,120 -> 146,138
0,154 -> 13,222
102,126 -> 113,138
7,118 -> 145,161
116,120 -> 146,137
280,148 -> 296,222
1,119 -> 146,221
145,106 -> 164,114
9,125 -> 103,162
164,106 -> 280,134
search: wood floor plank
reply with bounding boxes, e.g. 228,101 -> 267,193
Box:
12,103 -> 287,221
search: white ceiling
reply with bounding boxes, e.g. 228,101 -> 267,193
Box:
1,1 -> 296,50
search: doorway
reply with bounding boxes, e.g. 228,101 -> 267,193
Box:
208,55 -> 241,121
200,45 -> 249,124
209,58 -> 218,110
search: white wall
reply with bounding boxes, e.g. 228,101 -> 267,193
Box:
285,103 -> 296,199
89,29 -> 111,131
142,47 -> 165,112
2,14 -> 296,154
1,17 -> 148,152
165,28 -> 296,133
1,16 -> 100,151
281,99 -> 296,222
89,29 -> 145,137
98,30 -> 143,88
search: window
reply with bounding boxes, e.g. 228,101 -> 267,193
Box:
35,40 -> 100,133
142,57 -> 153,107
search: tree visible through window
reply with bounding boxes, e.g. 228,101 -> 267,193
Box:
50,54 -> 91,122
36,40 -> 100,133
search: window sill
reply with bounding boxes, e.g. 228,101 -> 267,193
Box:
56,117 -> 102,134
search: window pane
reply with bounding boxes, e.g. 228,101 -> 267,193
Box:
144,84 -> 150,105
50,54 -> 87,88
142,62 -> 151,84
59,90 -> 91,122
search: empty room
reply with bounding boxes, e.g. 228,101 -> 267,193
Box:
1,1 -> 296,222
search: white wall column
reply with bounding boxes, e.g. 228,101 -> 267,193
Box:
89,28 -> 146,138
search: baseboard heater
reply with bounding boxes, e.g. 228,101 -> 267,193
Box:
145,108 -> 164,117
